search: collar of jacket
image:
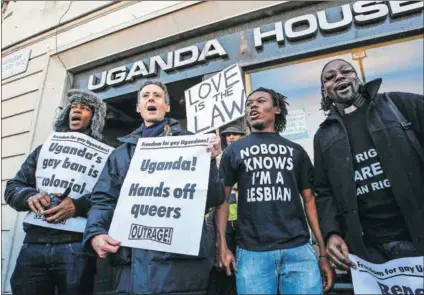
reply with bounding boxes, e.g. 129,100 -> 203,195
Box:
117,118 -> 183,145
321,78 -> 383,126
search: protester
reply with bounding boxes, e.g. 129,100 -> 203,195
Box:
83,80 -> 225,295
5,89 -> 107,295
208,119 -> 246,295
314,58 -> 424,269
217,87 -> 333,294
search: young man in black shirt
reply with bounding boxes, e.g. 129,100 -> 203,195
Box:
315,59 -> 424,269
216,88 -> 333,294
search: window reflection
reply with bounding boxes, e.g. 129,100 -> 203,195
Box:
248,37 -> 424,161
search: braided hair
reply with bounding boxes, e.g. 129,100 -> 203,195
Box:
246,87 -> 289,133
319,59 -> 360,113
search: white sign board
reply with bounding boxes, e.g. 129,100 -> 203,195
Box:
24,132 -> 113,232
185,64 -> 247,134
108,135 -> 211,256
349,254 -> 424,295
281,109 -> 308,140
2,49 -> 31,80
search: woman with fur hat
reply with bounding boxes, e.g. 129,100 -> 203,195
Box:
5,89 -> 107,295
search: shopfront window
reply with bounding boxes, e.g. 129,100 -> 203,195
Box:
247,36 -> 424,161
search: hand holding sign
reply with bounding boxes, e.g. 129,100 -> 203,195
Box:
91,234 -> 121,258
25,132 -> 113,232
206,134 -> 221,159
27,192 -> 50,214
327,234 -> 356,270
108,135 -> 211,255
43,197 -> 76,224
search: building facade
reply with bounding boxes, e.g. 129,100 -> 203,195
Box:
1,1 -> 423,294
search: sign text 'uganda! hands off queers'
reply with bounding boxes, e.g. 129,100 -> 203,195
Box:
108,135 -> 211,256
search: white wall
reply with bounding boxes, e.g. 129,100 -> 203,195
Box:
2,1 -> 113,48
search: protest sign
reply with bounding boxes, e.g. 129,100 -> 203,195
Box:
185,64 -> 247,134
108,135 -> 211,256
24,132 -> 113,232
349,254 -> 424,295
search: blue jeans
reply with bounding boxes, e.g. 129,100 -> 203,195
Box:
10,242 -> 96,295
236,243 -> 323,295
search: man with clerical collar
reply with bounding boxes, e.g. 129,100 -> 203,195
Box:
315,59 -> 424,269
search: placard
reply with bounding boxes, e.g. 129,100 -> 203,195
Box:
185,64 -> 247,134
23,132 -> 113,232
108,135 -> 211,255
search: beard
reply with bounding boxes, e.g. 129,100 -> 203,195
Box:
251,121 -> 266,131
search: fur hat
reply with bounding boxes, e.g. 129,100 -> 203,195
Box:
53,89 -> 106,140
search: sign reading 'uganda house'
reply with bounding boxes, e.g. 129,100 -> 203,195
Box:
108,135 -> 211,256
24,132 -> 113,232
185,64 -> 247,134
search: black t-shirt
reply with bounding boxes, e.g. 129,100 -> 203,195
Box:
343,104 -> 410,244
219,132 -> 312,251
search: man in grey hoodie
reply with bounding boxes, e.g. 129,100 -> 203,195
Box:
5,89 -> 107,295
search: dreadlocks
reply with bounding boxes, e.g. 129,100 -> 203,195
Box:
246,87 -> 289,133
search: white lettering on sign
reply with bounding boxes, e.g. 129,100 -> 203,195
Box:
88,39 -> 227,91
253,1 -> 423,47
86,1 -> 423,91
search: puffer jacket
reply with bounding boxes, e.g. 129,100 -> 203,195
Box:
83,118 -> 225,295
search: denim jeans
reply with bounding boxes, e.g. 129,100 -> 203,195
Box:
10,242 -> 96,295
236,243 -> 323,295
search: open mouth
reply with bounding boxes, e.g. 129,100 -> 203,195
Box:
147,106 -> 157,112
250,110 -> 260,120
335,82 -> 350,92
70,115 -> 82,123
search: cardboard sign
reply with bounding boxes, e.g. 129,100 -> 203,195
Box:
349,254 -> 424,295
108,135 -> 211,256
185,64 -> 247,134
24,132 -> 113,232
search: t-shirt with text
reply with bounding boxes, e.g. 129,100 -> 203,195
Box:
219,132 -> 312,251
343,103 -> 410,244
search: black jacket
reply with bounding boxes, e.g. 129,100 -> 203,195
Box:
5,145 -> 91,243
83,119 -> 225,295
314,79 -> 424,261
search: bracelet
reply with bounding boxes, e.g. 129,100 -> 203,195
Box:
319,255 -> 327,259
